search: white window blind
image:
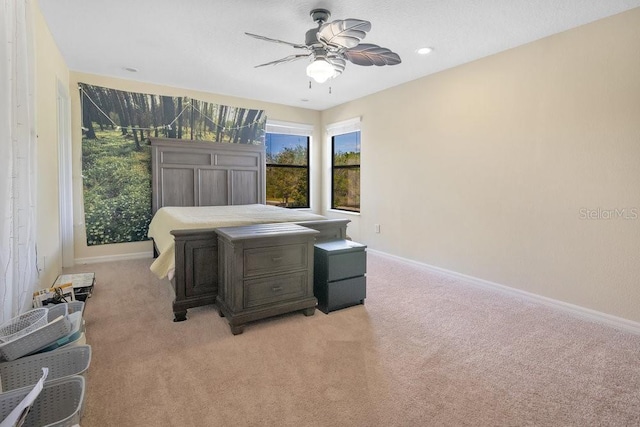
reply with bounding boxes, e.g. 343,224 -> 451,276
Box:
326,117 -> 361,136
266,120 -> 313,137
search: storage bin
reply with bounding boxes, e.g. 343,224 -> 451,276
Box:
0,375 -> 85,427
46,302 -> 84,320
58,332 -> 86,350
0,309 -> 49,343
36,313 -> 84,354
0,316 -> 72,362
0,345 -> 91,392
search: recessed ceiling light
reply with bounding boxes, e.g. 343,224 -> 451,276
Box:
416,47 -> 433,55
123,67 -> 138,72
300,99 -> 309,102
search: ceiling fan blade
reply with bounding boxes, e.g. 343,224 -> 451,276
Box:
327,55 -> 347,76
254,53 -> 311,68
344,43 -> 402,66
245,32 -> 309,50
317,19 -> 371,49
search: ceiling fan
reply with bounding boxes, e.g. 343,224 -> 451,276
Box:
245,8 -> 401,84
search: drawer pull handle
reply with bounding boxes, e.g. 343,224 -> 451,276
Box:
272,286 -> 283,292
271,257 -> 283,262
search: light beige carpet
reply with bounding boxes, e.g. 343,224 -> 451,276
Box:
63,253 -> 640,426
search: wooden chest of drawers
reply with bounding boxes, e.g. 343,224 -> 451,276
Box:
215,223 -> 319,335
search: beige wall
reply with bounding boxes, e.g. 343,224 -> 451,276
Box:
68,73 -> 322,261
33,1 -> 69,287
322,9 -> 640,322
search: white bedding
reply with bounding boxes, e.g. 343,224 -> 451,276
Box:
147,204 -> 327,279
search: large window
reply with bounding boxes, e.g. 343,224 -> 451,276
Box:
265,133 -> 309,208
332,131 -> 360,212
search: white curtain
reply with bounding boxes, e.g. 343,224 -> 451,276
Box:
0,0 -> 38,322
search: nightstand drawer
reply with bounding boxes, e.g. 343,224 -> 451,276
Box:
316,276 -> 366,314
244,271 -> 307,308
326,251 -> 366,282
244,244 -> 308,277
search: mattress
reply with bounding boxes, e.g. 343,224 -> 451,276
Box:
147,204 -> 327,279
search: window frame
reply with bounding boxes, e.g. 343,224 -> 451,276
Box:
265,134 -> 310,209
264,120 -> 313,210
326,118 -> 362,214
330,132 -> 361,213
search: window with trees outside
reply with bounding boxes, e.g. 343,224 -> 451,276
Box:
332,131 -> 360,212
266,133 -> 309,208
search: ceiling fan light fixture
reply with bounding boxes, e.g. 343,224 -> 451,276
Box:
306,58 -> 335,83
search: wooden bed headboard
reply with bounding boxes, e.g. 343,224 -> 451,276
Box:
150,138 -> 266,213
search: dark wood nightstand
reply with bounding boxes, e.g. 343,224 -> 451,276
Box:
215,223 -> 319,335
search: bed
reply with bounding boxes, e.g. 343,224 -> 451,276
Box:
148,138 -> 349,321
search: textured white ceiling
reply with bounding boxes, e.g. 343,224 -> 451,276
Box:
39,0 -> 640,111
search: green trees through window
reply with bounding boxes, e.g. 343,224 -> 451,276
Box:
265,133 -> 309,208
263,130 -> 361,212
332,131 -> 360,212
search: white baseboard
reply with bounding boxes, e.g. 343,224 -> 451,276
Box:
368,249 -> 640,335
74,251 -> 153,265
